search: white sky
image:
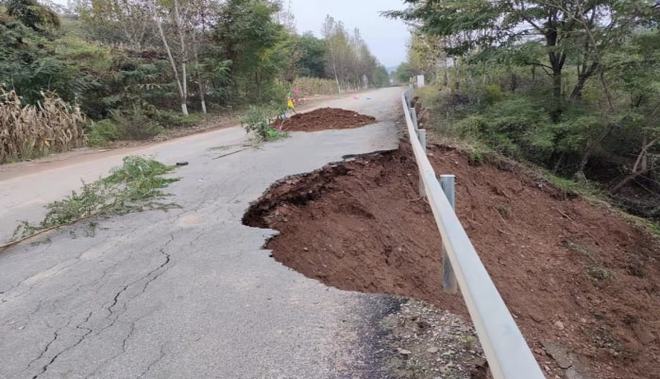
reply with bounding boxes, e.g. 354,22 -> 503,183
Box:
288,0 -> 409,67
50,0 -> 410,67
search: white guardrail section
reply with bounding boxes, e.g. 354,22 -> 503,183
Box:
402,89 -> 545,379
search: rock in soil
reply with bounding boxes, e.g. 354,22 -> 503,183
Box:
379,299 -> 486,379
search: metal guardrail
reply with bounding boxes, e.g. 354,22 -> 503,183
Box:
402,89 -> 545,379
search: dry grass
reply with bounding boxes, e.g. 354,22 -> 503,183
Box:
0,89 -> 86,163
292,77 -> 340,98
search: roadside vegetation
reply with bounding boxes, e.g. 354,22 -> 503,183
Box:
5,156 -> 178,247
388,0 -> 659,221
0,0 -> 390,162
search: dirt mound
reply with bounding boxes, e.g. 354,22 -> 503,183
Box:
243,142 -> 660,379
274,108 -> 376,132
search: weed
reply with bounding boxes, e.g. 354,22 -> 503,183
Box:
11,156 -> 178,242
241,104 -> 288,142
587,266 -> 612,281
494,204 -> 512,219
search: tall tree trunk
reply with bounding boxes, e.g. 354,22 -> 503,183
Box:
153,4 -> 187,115
546,23 -> 565,121
332,61 -> 341,93
191,30 -> 207,114
570,62 -> 599,100
172,0 -> 188,115
551,68 -> 562,121
610,138 -> 658,194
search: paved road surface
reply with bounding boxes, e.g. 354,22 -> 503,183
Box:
0,87 -> 402,378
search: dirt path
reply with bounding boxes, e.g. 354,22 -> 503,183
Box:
244,141 -> 660,379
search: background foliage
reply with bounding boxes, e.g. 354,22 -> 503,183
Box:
389,0 -> 659,219
0,0 -> 392,158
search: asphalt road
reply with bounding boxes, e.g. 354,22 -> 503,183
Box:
0,87 -> 403,378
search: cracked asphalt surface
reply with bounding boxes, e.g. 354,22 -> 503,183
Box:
0,87 -> 403,378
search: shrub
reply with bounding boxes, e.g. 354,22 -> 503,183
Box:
483,84 -> 504,105
86,119 -> 120,146
152,110 -> 203,129
240,104 -> 287,142
110,106 -> 163,140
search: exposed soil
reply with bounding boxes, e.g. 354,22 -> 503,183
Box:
243,141 -> 660,379
274,107 -> 376,132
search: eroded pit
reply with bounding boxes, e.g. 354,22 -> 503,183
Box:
274,107 -> 377,132
243,142 -> 660,379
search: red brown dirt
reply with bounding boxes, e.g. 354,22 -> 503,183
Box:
243,142 -> 660,379
274,107 -> 376,132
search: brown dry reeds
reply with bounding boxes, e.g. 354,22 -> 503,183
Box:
0,89 -> 86,163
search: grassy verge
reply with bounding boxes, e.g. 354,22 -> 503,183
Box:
7,156 -> 179,246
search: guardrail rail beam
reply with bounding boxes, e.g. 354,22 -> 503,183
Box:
401,88 -> 545,379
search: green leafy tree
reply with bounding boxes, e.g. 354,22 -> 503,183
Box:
5,0 -> 60,32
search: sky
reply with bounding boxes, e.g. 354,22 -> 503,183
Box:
287,0 -> 409,68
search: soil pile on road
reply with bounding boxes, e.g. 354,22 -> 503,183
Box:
243,142 -> 660,379
274,108 -> 376,132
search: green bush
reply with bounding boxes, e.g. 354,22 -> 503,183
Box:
87,119 -> 120,146
483,84 -> 504,105
452,97 -> 550,158
111,107 -> 163,140
152,110 -> 203,129
240,104 -> 287,142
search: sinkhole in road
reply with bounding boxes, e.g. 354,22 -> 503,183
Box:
241,141 -> 660,379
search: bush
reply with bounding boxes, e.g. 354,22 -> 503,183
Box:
483,84 -> 504,105
152,110 -> 203,129
240,104 -> 287,142
86,119 -> 120,146
111,107 -> 163,140
452,97 -> 550,159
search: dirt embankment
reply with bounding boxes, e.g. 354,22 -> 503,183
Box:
243,142 -> 660,379
274,108 -> 376,132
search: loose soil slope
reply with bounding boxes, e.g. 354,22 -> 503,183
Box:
244,143 -> 660,379
275,108 -> 376,132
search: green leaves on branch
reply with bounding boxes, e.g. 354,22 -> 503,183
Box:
240,104 -> 287,142
12,156 -> 179,241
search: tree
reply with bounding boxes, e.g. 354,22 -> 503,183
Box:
322,15 -> 345,92
386,0 -> 655,120
296,32 -> 327,78
6,0 -> 60,32
151,0 -> 189,115
76,0 -> 155,49
213,0 -> 289,102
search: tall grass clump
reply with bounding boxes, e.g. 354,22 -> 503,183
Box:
0,88 -> 86,163
291,77 -> 340,98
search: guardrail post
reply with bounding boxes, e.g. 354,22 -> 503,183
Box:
439,174 -> 458,294
410,107 -> 418,130
417,130 -> 428,197
418,129 -> 427,153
